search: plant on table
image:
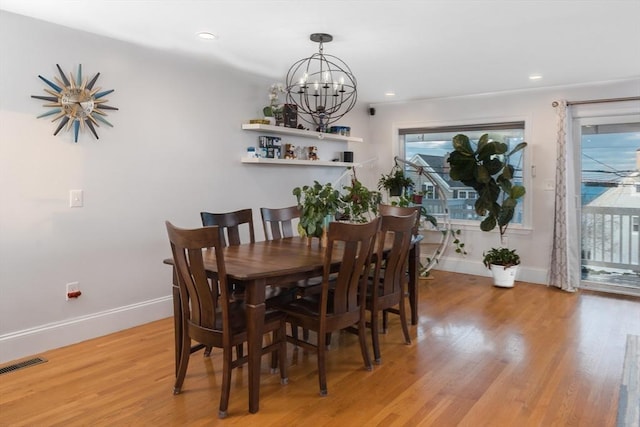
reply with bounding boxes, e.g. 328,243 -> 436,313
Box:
293,181 -> 343,238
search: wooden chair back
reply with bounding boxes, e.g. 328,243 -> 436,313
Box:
374,212 -> 418,299
324,218 -> 380,320
260,205 -> 301,240
378,204 -> 421,235
200,208 -> 255,247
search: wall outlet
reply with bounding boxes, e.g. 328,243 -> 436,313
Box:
66,282 -> 81,300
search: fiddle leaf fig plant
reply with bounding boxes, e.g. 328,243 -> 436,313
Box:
447,133 -> 527,239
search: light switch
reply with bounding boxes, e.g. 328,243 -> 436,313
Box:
70,190 -> 83,207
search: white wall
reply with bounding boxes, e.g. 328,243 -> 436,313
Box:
0,11 -> 370,363
368,80 -> 640,282
2,11 -> 638,364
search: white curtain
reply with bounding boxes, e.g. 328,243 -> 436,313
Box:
549,100 -> 579,292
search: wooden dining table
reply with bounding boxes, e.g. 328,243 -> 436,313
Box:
164,234 -> 421,414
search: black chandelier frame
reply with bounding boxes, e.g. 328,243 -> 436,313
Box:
285,33 -> 357,132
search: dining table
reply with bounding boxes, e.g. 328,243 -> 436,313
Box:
164,234 -> 421,414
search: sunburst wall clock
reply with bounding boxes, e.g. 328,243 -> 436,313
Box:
31,64 -> 118,143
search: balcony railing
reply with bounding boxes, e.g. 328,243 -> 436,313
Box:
581,206 -> 640,272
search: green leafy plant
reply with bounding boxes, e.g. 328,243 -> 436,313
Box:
340,170 -> 382,223
482,247 -> 521,268
447,133 -> 527,239
447,228 -> 467,255
378,166 -> 414,197
293,181 -> 342,238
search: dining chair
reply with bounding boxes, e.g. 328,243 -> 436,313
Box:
260,205 -> 301,240
367,211 -> 417,363
200,208 -> 255,247
377,204 -> 422,329
279,217 -> 380,396
165,221 -> 287,419
200,208 -> 292,357
260,205 -> 314,340
260,204 -> 321,292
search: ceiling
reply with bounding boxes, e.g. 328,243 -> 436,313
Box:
1,0 -> 639,105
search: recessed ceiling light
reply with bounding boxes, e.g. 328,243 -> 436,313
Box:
529,74 -> 543,80
384,91 -> 396,97
198,32 -> 218,40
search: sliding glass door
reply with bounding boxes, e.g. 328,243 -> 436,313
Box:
577,115 -> 640,295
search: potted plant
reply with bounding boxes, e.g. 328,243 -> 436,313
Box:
339,169 -> 382,223
292,181 -> 343,244
482,247 -> 521,288
263,83 -> 284,125
378,165 -> 414,197
447,133 -> 527,287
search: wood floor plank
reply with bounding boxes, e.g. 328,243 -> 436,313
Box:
1,271 -> 638,426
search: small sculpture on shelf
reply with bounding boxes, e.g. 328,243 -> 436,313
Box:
308,146 -> 319,161
284,144 -> 296,159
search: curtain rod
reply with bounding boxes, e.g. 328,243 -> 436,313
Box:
552,96 -> 640,107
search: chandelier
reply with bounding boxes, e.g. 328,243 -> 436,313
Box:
285,33 -> 357,132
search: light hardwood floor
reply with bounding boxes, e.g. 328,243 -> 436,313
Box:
1,271 -> 638,426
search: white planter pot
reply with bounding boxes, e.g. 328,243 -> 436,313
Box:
489,264 -> 519,288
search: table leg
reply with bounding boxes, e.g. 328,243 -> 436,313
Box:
245,278 -> 266,413
408,242 -> 419,325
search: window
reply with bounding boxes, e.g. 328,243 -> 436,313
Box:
401,121 -> 526,224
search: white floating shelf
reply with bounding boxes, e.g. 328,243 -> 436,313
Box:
242,123 -> 363,143
241,157 -> 360,168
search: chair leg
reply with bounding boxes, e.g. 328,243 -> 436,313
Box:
173,331 -> 191,394
278,324 -> 288,384
370,310 -> 382,364
204,346 -> 212,356
325,332 -> 332,349
218,346 -> 233,419
358,318 -> 373,372
270,332 -> 278,374
317,331 -> 328,396
399,296 -> 411,345
382,309 -> 388,333
236,344 -> 243,359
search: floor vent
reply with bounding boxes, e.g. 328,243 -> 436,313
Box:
0,357 -> 47,376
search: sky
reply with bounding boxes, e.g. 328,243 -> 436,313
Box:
581,131 -> 640,184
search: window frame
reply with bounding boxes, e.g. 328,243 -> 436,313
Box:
392,117 -> 533,232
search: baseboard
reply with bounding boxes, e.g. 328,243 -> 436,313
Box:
0,296 -> 173,364
429,255 -> 549,285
